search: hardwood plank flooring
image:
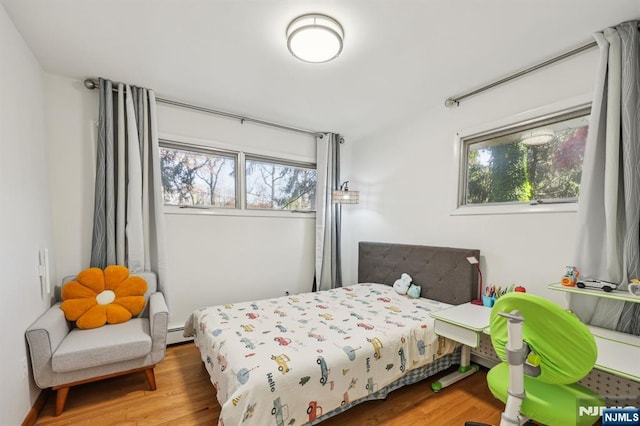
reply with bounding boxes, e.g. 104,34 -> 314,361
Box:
36,343 -> 504,425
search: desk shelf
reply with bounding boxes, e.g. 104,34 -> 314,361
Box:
588,325 -> 640,382
549,283 -> 640,382
548,282 -> 640,304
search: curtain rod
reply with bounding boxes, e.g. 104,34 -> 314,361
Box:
83,78 -> 325,137
444,40 -> 598,108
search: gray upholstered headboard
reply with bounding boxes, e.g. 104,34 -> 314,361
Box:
358,242 -> 480,305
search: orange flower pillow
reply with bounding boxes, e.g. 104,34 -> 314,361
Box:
60,265 -> 147,329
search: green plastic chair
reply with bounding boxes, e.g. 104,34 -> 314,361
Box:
486,292 -> 605,426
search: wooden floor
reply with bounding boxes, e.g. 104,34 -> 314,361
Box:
35,343 -> 504,425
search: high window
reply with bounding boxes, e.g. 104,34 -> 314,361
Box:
245,157 -> 316,211
460,105 -> 590,207
160,144 -> 237,208
160,140 -> 317,213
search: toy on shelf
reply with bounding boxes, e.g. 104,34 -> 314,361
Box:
561,266 -> 579,287
576,279 -> 617,293
628,279 -> 640,296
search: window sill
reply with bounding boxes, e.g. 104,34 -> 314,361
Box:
451,202 -> 577,216
164,205 -> 315,219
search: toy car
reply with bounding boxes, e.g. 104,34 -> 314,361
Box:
357,322 -> 374,330
307,401 -> 323,422
271,354 -> 291,374
576,279 -> 617,292
316,356 -> 329,385
398,347 -> 406,372
273,336 -> 291,346
367,337 -> 384,359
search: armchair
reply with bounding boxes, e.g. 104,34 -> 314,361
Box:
25,271 -> 168,416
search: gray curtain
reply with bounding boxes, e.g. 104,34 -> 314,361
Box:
571,21 -> 640,333
90,78 -> 168,298
314,133 -> 342,291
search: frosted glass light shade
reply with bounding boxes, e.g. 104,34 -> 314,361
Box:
287,14 -> 344,63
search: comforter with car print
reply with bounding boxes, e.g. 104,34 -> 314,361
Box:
185,283 -> 458,426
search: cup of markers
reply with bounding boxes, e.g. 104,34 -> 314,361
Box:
482,293 -> 495,307
483,284 -> 523,307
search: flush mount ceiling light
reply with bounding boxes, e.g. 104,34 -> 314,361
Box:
520,129 -> 555,146
286,14 -> 344,63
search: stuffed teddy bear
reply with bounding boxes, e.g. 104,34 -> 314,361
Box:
393,273 -> 412,295
407,284 -> 421,298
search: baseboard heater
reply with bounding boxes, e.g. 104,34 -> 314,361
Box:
167,326 -> 192,345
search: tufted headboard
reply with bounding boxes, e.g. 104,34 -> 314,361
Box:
358,241 -> 480,305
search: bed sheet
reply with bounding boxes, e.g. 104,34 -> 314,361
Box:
185,283 -> 458,426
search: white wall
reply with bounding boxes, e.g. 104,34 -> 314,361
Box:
44,75 -> 98,284
158,106 -> 316,328
342,50 -> 600,307
44,75 -> 317,331
0,4 -> 55,423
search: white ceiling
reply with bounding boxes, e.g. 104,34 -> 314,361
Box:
2,0 -> 639,139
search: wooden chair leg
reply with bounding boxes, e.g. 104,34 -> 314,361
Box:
55,386 -> 70,416
144,367 -> 157,391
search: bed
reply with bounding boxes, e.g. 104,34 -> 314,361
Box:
184,242 -> 480,425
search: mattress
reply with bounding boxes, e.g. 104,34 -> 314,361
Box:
185,283 -> 459,426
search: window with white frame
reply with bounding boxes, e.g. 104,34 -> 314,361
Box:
159,140 -> 317,212
160,143 -> 237,208
245,156 -> 317,211
459,105 -> 590,207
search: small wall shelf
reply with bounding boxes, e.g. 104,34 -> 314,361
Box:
548,282 -> 640,304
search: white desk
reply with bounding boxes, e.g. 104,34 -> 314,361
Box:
429,302 -> 492,391
588,325 -> 640,382
549,282 -> 640,382
431,294 -> 640,388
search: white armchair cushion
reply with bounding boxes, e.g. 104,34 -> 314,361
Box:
52,318 -> 152,372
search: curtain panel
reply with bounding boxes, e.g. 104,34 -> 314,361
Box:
315,133 -> 342,291
571,21 -> 640,333
90,78 -> 168,299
